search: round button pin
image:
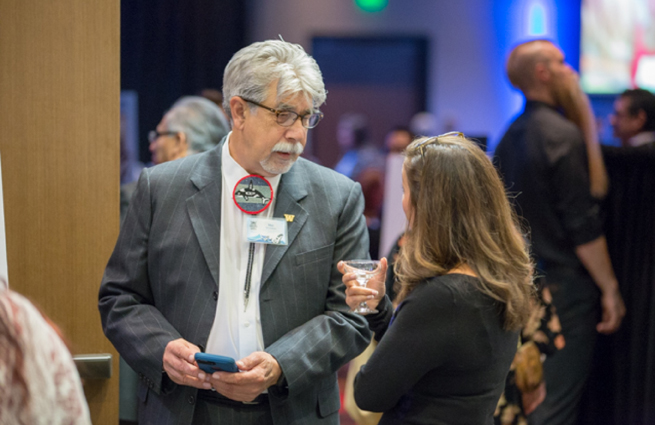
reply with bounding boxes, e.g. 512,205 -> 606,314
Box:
233,175 -> 273,215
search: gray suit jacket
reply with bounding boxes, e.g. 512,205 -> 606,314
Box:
99,140 -> 372,425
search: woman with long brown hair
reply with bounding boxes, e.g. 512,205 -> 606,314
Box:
339,133 -> 535,424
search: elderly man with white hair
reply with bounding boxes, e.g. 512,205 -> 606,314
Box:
148,96 -> 230,165
120,96 -> 230,226
100,40 -> 371,425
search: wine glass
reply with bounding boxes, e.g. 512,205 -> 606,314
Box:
342,259 -> 381,315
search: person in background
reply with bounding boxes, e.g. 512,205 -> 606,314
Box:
354,167 -> 385,260
494,281 -> 565,425
334,113 -> 385,179
120,96 -> 230,224
0,287 -> 91,425
384,126 -> 414,154
494,39 -> 625,425
609,88 -> 655,148
582,88 -> 655,425
199,88 -> 230,123
340,133 -> 535,425
100,39 -> 371,425
148,95 -> 231,166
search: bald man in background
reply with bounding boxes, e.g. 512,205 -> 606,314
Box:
494,40 -> 625,425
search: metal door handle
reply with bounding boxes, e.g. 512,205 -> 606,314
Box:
73,353 -> 113,380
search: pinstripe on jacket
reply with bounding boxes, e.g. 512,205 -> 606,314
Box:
99,139 -> 372,425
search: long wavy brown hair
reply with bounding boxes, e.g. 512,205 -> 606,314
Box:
396,134 -> 535,330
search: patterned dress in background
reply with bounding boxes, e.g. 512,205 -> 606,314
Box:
495,286 -> 565,425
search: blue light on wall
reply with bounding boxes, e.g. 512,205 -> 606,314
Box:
528,2 -> 548,35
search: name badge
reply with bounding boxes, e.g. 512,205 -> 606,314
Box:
246,217 -> 288,245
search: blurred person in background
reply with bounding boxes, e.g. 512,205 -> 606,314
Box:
582,88 -> 655,425
0,286 -> 91,425
384,126 -> 414,154
121,96 -> 230,223
609,88 -> 655,148
334,113 -> 385,179
494,39 -> 625,425
200,88 -> 230,123
148,95 -> 230,166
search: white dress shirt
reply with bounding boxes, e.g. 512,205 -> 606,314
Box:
627,131 -> 655,147
205,134 -> 281,363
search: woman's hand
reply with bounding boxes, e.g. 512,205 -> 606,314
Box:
338,258 -> 388,312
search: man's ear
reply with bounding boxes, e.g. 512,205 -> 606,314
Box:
534,62 -> 550,83
175,132 -> 188,155
230,97 -> 248,130
636,109 -> 647,130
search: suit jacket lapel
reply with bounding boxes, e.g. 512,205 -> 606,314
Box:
187,141 -> 224,286
261,164 -> 308,287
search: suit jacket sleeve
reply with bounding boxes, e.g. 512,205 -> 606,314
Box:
265,180 -> 372,397
98,169 -> 180,394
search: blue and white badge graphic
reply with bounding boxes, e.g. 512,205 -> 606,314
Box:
246,217 -> 288,245
233,175 -> 273,215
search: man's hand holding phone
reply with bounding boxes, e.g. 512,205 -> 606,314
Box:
194,353 -> 239,374
207,351 -> 282,402
162,338 -> 212,390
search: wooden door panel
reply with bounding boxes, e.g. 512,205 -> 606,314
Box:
0,0 -> 120,423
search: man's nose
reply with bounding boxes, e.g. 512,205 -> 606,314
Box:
285,117 -> 307,142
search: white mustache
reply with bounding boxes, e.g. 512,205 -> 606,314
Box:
271,141 -> 304,155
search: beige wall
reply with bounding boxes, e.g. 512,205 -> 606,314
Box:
246,0 -> 511,142
0,0 -> 120,422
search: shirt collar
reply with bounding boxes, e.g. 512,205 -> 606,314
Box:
627,131 -> 655,147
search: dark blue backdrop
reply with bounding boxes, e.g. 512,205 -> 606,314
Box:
121,0 -> 246,163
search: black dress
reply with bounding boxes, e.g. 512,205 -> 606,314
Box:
354,274 -> 519,425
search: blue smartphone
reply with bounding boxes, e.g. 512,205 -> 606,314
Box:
194,353 -> 239,373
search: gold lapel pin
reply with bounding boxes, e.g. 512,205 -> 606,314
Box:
284,214 -> 295,223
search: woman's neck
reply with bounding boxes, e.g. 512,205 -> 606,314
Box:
446,264 -> 477,277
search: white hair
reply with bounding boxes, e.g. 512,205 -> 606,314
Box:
222,40 -> 327,120
165,96 -> 230,155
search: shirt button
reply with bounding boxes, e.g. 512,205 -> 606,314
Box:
244,321 -> 250,327
188,396 -> 195,404
212,291 -> 218,301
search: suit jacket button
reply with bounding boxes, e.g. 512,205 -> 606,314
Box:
213,291 -> 218,301
188,396 -> 195,404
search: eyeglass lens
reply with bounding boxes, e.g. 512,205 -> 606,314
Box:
276,111 -> 322,129
148,130 -> 177,142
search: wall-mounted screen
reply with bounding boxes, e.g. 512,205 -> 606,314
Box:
580,0 -> 655,94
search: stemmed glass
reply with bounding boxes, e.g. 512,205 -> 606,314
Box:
342,260 -> 381,315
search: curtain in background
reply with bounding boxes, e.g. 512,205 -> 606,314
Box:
121,0 -> 246,163
582,144 -> 655,425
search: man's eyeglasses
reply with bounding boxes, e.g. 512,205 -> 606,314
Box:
148,130 -> 178,143
240,97 -> 324,129
412,131 -> 465,156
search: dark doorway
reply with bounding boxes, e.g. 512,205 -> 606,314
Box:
310,36 -> 428,167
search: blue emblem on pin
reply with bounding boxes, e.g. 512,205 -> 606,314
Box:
233,175 -> 273,215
